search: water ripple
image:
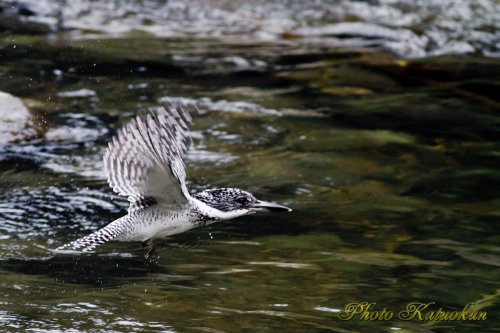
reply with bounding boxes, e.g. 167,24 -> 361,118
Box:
248,261 -> 316,269
160,96 -> 282,116
0,186 -> 124,241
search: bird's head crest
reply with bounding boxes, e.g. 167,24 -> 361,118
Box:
193,188 -> 258,213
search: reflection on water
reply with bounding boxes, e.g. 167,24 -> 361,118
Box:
1,0 -> 500,332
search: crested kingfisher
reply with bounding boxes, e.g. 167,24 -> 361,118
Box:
57,101 -> 291,256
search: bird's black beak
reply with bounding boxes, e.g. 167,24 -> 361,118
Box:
251,200 -> 292,212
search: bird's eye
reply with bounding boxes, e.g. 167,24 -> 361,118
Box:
235,196 -> 249,205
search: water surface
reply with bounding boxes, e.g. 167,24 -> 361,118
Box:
1,1 -> 499,332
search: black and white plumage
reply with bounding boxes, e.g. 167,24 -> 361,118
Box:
57,100 -> 291,255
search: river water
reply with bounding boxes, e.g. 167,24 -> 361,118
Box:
0,0 -> 499,332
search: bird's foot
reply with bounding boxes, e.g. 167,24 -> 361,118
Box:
142,239 -> 156,259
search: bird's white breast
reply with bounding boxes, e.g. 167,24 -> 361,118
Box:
115,205 -> 197,242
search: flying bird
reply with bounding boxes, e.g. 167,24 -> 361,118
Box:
57,101 -> 291,256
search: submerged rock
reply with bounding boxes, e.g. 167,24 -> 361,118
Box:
0,91 -> 37,144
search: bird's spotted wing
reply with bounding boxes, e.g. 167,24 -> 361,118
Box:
104,101 -> 198,211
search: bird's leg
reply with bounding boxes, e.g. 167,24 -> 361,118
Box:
142,239 -> 156,258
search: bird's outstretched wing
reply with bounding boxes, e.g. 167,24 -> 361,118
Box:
104,100 -> 198,211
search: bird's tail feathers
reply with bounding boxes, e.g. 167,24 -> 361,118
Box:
56,220 -> 126,253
